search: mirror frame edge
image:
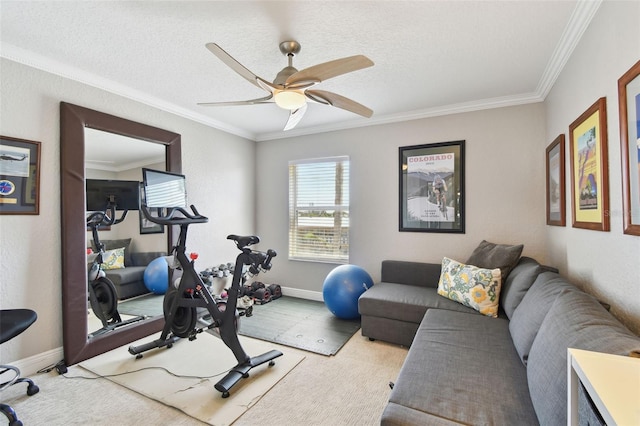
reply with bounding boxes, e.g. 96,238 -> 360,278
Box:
60,101 -> 181,366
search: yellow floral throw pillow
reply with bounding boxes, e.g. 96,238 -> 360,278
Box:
101,247 -> 125,270
437,257 -> 502,317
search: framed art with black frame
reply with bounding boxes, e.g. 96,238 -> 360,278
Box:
0,135 -> 41,215
399,140 -> 465,233
138,183 -> 164,235
569,97 -> 610,232
618,60 -> 640,236
546,134 -> 566,226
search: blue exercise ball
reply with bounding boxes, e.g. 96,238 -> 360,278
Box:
144,257 -> 169,295
323,265 -> 374,320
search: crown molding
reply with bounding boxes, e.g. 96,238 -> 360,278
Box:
536,0 -> 603,98
259,0 -> 602,142
1,1 -> 600,143
256,92 -> 544,141
0,43 -> 257,141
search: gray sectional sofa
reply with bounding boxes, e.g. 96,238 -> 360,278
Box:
104,251 -> 166,299
89,238 -> 166,300
359,252 -> 640,425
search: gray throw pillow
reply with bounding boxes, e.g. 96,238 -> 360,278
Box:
526,289 -> 640,426
466,240 -> 523,281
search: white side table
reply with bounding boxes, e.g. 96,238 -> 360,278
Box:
568,348 -> 640,426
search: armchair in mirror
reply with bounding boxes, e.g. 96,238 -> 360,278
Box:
60,102 -> 181,366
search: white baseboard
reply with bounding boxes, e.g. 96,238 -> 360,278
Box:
280,286 -> 323,302
10,347 -> 64,376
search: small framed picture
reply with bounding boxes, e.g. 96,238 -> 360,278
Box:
618,60 -> 640,236
569,98 -> 610,231
399,140 -> 465,233
0,135 -> 41,215
546,135 -> 566,226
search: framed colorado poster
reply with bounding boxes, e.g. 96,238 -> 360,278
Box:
399,140 -> 465,233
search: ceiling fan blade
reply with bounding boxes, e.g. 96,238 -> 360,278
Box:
285,55 -> 374,89
306,90 -> 373,118
206,43 -> 267,91
256,77 -> 283,93
283,103 -> 308,131
198,94 -> 273,107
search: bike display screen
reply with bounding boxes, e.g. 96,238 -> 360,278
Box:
86,179 -> 140,211
142,168 -> 188,208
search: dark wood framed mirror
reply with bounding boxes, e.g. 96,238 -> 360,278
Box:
60,102 -> 181,366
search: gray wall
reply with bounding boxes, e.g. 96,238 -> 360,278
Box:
256,103 -> 547,296
543,0 -> 640,333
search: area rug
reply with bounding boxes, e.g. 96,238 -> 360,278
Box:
118,294 -> 361,356
117,293 -> 163,318
79,332 -> 304,426
237,296 -> 361,356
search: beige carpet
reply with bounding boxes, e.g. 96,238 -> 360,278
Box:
233,333 -> 408,426
79,333 -> 304,425
5,334 -> 407,425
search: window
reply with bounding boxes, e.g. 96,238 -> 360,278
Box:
289,156 -> 349,263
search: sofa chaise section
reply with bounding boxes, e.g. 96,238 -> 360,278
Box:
382,309 -> 538,425
359,260 -> 477,347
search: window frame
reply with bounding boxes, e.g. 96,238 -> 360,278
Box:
288,156 -> 350,264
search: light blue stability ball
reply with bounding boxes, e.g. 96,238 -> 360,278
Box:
144,256 -> 169,295
323,264 -> 374,320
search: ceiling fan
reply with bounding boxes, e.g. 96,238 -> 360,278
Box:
198,41 -> 374,131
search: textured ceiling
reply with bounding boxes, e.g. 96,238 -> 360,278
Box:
1,1 -> 601,141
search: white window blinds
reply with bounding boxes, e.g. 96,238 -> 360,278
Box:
289,156 -> 350,263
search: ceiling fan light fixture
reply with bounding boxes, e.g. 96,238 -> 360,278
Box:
203,41 -> 374,130
274,89 -> 306,110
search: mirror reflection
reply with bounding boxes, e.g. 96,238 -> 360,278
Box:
85,129 -> 167,337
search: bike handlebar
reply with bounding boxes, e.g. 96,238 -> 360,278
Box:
141,203 -> 208,226
87,211 -> 109,226
264,249 -> 277,270
86,206 -> 129,253
247,248 -> 277,275
86,206 -> 128,228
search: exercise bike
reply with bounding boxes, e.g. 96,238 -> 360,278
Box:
86,202 -> 144,337
128,172 -> 282,398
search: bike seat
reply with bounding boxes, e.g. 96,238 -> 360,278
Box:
227,235 -> 260,248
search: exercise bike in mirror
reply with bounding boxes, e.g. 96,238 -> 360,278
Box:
85,130 -> 167,337
61,102 -> 181,367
